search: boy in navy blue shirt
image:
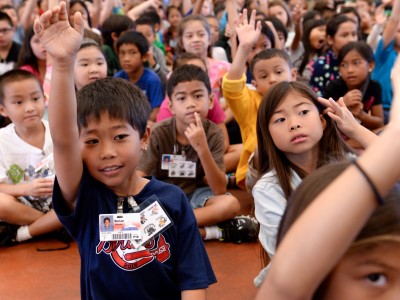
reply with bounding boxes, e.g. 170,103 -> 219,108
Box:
35,3 -> 215,299
114,31 -> 164,122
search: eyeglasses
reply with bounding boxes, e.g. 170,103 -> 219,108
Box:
0,28 -> 12,35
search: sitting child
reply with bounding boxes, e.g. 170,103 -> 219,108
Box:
115,31 -> 164,122
0,70 -> 62,245
137,64 -> 257,243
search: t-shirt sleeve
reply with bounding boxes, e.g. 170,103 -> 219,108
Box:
148,77 -> 164,109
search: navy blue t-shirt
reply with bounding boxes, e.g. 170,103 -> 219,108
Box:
53,169 -> 216,299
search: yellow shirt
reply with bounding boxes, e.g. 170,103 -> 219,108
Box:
222,73 -> 262,188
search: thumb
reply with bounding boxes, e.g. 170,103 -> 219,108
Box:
73,11 -> 85,36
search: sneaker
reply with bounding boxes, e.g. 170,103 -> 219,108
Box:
218,215 -> 258,244
0,222 -> 18,247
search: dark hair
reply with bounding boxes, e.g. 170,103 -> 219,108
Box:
116,31 -> 149,56
167,64 -> 211,99
326,14 -> 355,38
302,10 -> 322,24
141,8 -> 161,25
100,15 -> 135,48
339,6 -> 361,26
166,5 -> 181,19
0,69 -> 43,105
78,38 -> 105,57
0,4 -> 17,14
83,28 -> 103,46
256,81 -> 349,199
0,11 -> 13,27
77,78 -> 151,137
70,0 -> 92,28
337,41 -> 374,65
172,52 -> 207,70
250,48 -> 291,78
298,19 -> 327,75
261,21 -> 276,49
265,16 -> 288,43
103,217 -> 110,223
135,15 -> 155,32
276,161 -> 400,299
16,25 -> 39,71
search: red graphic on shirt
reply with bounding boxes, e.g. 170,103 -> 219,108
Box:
96,234 -> 171,271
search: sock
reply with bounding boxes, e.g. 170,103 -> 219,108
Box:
204,226 -> 223,240
16,225 -> 32,242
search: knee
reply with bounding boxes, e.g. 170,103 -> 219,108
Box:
223,195 -> 241,218
0,193 -> 18,218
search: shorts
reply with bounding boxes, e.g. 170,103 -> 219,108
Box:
17,196 -> 52,213
187,186 -> 214,209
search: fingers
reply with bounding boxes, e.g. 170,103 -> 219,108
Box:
194,112 -> 202,128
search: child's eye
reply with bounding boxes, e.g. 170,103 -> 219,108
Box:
85,139 -> 99,145
299,110 -> 309,115
195,93 -> 204,99
366,273 -> 387,287
275,117 -> 285,123
32,97 -> 41,101
276,70 -> 283,74
340,63 -> 347,68
81,63 -> 88,67
115,134 -> 128,141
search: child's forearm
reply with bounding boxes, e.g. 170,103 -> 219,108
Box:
358,110 -> 384,131
0,182 -> 28,197
197,147 -> 227,195
382,0 -> 400,48
181,289 -> 207,300
226,44 -> 251,80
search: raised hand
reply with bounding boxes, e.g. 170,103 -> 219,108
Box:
184,112 -> 208,154
33,1 -> 84,62
235,9 -> 261,48
343,89 -> 363,117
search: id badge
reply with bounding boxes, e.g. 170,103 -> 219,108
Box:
168,161 -> 196,178
161,154 -> 185,170
99,213 -> 141,242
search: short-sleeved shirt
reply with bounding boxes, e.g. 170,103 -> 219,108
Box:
324,77 -> 382,113
53,171 -> 216,299
371,40 -> 397,110
137,117 -> 225,195
115,68 -> 164,109
309,49 -> 340,97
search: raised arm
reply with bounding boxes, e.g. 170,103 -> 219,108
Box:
382,0 -> 400,48
226,9 -> 261,80
34,2 -> 84,209
256,56 -> 400,299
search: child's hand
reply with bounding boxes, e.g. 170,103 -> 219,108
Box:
318,97 -> 361,138
184,112 -> 208,154
34,2 -> 84,62
25,178 -> 54,198
375,5 -> 388,26
343,89 -> 363,116
235,9 -> 261,49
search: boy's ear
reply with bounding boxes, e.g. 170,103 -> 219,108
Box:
291,67 -> 297,81
141,126 -> 151,150
251,79 -> 258,89
168,99 -> 175,115
142,52 -> 149,62
208,93 -> 214,110
0,105 -> 8,117
111,32 -> 119,42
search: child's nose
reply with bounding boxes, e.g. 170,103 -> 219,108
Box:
100,142 -> 116,159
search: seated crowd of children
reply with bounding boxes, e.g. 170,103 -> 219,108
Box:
1,0 -> 400,297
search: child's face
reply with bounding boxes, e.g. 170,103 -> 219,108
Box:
201,0 -> 212,16
269,5 -> 288,27
168,8 -> 182,28
118,43 -> 146,75
328,21 -> 358,55
80,112 -> 149,195
247,34 -> 272,65
323,241 -> 400,299
309,25 -> 326,51
30,34 -> 47,61
339,49 -> 372,90
251,56 -> 296,95
74,46 -> 107,91
206,17 -> 219,45
268,91 -> 325,162
169,80 -> 213,126
0,20 -> 14,48
136,24 -> 155,47
69,2 -> 89,28
181,20 -> 210,58
0,78 -> 45,131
